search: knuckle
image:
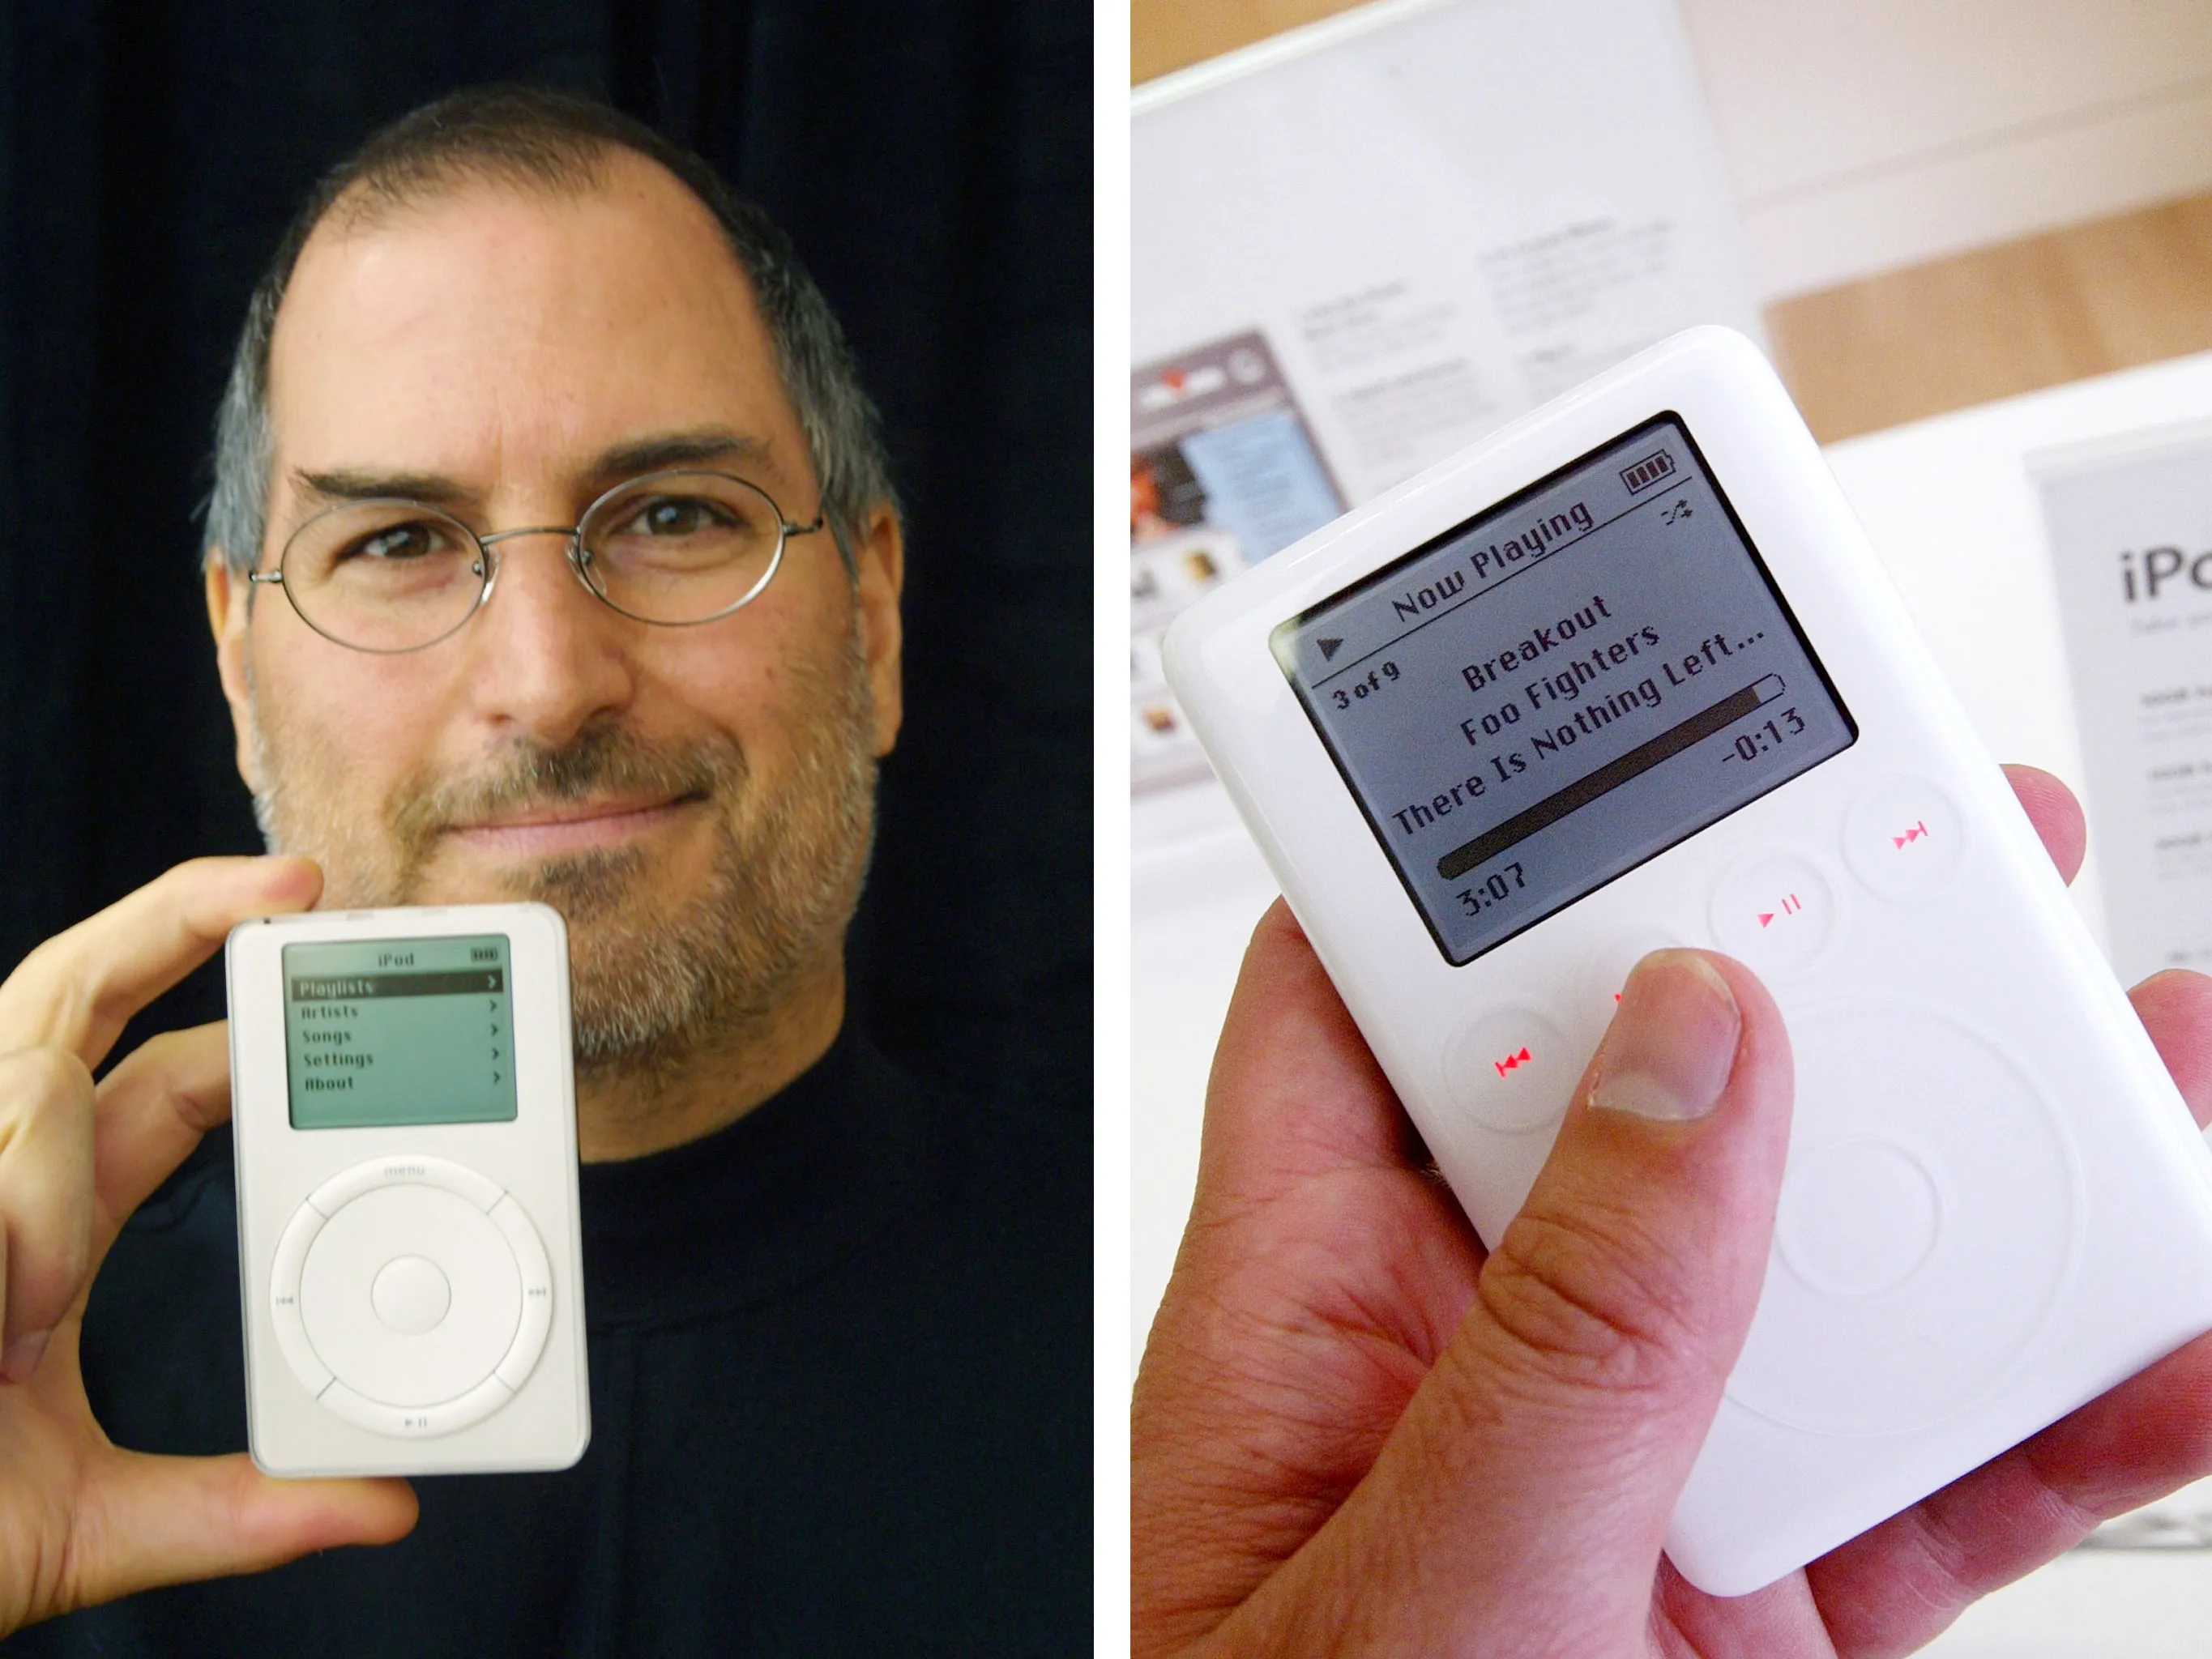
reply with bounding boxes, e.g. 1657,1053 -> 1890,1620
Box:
0,1051 -> 98,1282
1476,1203 -> 1706,1397
28,1217 -> 96,1318
102,1030 -> 225,1139
0,932 -> 65,1010
0,940 -> 98,1052
1,1047 -> 95,1116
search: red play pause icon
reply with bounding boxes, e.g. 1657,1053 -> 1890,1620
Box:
1493,1046 -> 1531,1077
1757,893 -> 1805,928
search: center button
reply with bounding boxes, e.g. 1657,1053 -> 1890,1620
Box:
370,1256 -> 452,1336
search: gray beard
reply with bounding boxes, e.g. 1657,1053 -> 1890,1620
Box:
248,626 -> 878,1078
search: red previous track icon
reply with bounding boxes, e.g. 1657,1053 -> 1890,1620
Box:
1494,1046 -> 1532,1077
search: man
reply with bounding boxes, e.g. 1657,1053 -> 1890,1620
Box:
0,89 -> 1086,1653
1134,771 -> 2212,1654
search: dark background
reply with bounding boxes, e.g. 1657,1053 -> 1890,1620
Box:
0,2 -> 1092,1137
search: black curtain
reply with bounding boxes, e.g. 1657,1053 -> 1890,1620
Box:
0,3 -> 1092,1135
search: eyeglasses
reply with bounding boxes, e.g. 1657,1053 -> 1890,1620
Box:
250,469 -> 827,654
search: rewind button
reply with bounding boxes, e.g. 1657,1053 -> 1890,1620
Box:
1445,1009 -> 1575,1134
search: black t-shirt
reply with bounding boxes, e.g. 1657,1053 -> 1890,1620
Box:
5,1030 -> 1091,1657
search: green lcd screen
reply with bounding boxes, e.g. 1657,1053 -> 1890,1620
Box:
283,935 -> 520,1130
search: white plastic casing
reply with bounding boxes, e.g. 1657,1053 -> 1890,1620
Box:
1162,327 -> 2212,1595
228,902 -> 590,1477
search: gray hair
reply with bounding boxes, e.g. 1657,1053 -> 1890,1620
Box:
204,86 -> 897,578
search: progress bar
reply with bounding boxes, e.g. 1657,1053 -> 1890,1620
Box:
1437,674 -> 1784,881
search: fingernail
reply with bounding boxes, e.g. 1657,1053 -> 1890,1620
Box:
3,1331 -> 50,1385
1589,952 -> 1741,1122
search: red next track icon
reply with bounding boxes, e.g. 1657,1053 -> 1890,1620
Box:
1893,821 -> 1930,849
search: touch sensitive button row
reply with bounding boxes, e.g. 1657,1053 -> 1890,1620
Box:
1441,777 -> 1968,1133
271,1154 -> 555,1438
1709,778 -> 1967,978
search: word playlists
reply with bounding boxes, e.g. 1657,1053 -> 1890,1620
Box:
294,977 -> 373,1000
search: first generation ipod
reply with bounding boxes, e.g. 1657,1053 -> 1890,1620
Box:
1162,327 -> 2212,1595
227,902 -> 589,1477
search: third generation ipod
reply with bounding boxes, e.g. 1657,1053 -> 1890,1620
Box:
1162,326 -> 2212,1594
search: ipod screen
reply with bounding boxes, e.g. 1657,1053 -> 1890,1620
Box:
281,934 -> 520,1128
1275,415 -> 1856,964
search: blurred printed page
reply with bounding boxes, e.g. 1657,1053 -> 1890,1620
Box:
1132,0 -> 1762,804
1131,332 -> 1347,791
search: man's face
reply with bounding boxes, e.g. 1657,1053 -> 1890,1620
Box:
208,156 -> 903,1071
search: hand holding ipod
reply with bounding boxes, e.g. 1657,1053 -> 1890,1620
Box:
1134,774 -> 2212,1657
0,857 -> 414,1637
1164,327 -> 2212,1589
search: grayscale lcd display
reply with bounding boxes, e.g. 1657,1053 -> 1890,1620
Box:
1274,416 -> 1855,965
284,935 -> 519,1129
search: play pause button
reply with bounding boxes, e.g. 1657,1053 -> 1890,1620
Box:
1711,853 -> 1835,975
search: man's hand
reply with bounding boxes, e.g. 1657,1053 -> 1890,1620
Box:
0,858 -> 416,1634
1134,766 -> 2212,1657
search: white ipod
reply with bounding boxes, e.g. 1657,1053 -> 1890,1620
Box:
226,902 -> 589,1477
1162,326 -> 2212,1595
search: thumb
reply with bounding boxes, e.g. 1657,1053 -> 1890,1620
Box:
61,1449 -> 416,1614
1233,950 -> 1792,1656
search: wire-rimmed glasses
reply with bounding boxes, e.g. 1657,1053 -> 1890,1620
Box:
250,468 -> 827,653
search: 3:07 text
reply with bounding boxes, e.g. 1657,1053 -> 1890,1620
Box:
1456,861 -> 1527,916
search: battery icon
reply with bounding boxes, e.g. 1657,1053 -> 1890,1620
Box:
1621,450 -> 1676,495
